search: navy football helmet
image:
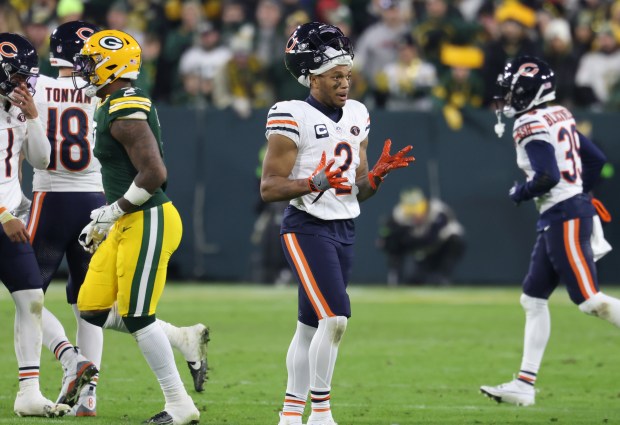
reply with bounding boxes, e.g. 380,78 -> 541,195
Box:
0,33 -> 39,98
50,20 -> 99,67
496,56 -> 556,118
284,22 -> 353,87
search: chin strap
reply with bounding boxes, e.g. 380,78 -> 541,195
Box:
494,109 -> 505,138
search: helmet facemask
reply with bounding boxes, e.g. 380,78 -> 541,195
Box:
72,53 -> 103,97
0,63 -> 38,102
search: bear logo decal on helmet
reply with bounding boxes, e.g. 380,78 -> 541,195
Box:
76,27 -> 96,41
517,63 -> 539,78
0,42 -> 18,58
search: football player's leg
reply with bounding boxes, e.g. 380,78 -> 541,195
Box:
96,299 -> 211,390
282,321 -> 317,421
0,236 -> 69,417
29,192 -> 101,407
28,192 -> 66,290
29,194 -> 74,363
281,286 -> 318,423
555,217 -> 620,326
280,234 -> 319,424
158,319 -> 210,392
118,204 -> 198,424
76,223 -> 127,410
67,241 -> 104,404
64,279 -> 102,414
481,233 -> 556,406
66,192 -> 107,370
519,231 -> 558,388
282,233 -> 351,424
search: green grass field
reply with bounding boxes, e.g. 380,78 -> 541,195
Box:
1,283 -> 620,425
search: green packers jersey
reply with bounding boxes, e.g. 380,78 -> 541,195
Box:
93,86 -> 169,210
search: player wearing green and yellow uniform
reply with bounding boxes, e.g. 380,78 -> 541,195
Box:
84,86 -> 181,317
94,87 -> 170,210
73,30 -> 199,425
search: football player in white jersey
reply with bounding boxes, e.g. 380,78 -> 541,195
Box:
0,32 -> 72,418
261,22 -> 414,425
480,56 -> 617,407
30,21 -> 210,416
31,21 -> 101,415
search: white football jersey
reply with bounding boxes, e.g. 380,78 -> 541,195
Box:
32,75 -> 102,192
265,99 -> 370,220
512,105 -> 583,213
0,104 -> 28,211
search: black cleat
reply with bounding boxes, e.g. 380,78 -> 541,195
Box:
143,411 -> 173,425
187,360 -> 207,393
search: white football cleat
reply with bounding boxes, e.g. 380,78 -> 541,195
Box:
307,414 -> 337,425
164,396 -> 200,425
68,385 -> 96,417
56,349 -> 98,406
278,411 -> 304,425
178,324 -> 210,392
14,390 -> 71,417
480,379 -> 535,406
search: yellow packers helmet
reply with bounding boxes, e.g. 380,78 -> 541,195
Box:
72,29 -> 141,97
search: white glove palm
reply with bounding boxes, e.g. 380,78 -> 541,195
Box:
78,202 -> 125,253
78,221 -> 106,254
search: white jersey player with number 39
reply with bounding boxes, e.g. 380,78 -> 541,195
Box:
481,55 -> 618,409
513,104 -> 584,213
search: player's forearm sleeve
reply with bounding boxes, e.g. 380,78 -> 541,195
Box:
578,132 -> 606,193
522,140 -> 560,199
24,118 -> 51,170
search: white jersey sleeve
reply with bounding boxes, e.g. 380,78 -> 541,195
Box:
0,105 -> 28,211
265,99 -> 370,220
32,75 -> 102,192
512,105 -> 583,213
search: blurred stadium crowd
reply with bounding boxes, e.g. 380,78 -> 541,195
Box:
3,0 -> 620,117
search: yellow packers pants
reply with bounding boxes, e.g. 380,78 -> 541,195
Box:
78,202 -> 182,317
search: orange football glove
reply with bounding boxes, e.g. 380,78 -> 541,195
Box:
308,151 -> 349,192
592,197 -> 612,223
368,139 -> 415,190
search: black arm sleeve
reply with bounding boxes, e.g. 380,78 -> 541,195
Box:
521,140 -> 561,199
578,132 -> 606,193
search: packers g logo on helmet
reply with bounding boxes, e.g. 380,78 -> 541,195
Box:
72,29 -> 141,97
99,36 -> 123,50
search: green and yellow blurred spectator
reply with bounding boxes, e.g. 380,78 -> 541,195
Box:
374,33 -> 438,110
432,44 -> 485,130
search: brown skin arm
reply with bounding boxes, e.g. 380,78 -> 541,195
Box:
110,118 -> 167,213
356,138 -> 378,202
260,133 -> 313,202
